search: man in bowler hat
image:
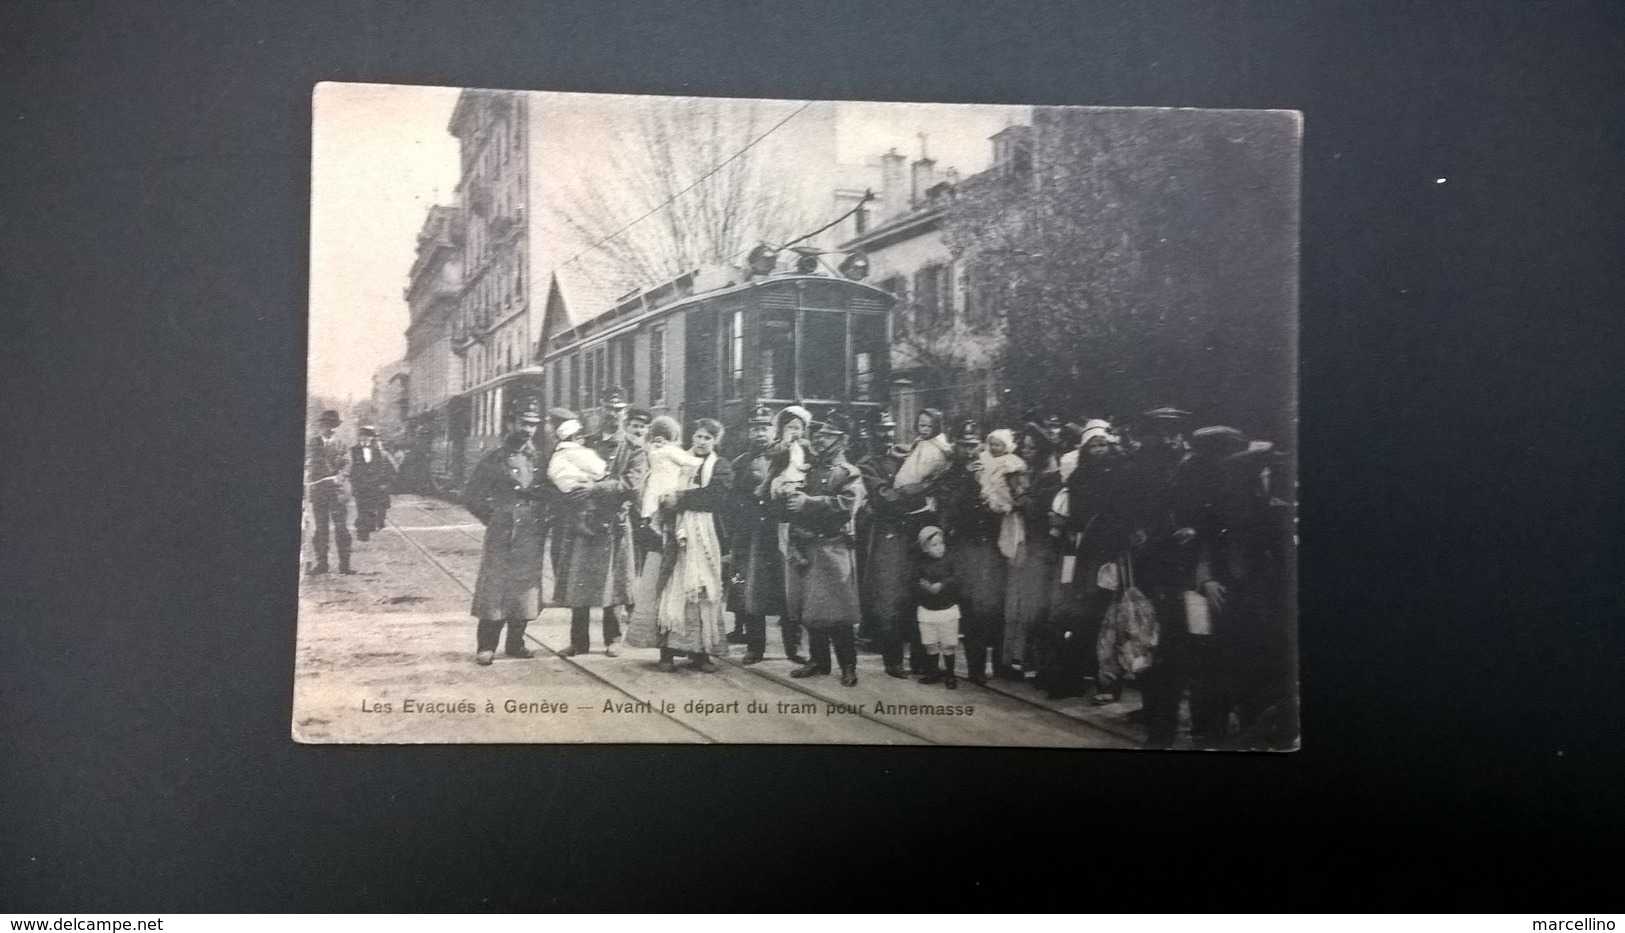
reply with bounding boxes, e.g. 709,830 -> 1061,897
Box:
306,409 -> 354,574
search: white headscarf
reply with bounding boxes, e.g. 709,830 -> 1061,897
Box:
555,419 -> 583,442
1079,419 -> 1114,447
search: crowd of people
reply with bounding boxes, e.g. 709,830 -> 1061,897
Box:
430,386 -> 1293,749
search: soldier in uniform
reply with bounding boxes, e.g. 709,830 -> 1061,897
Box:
552,402 -> 646,658
727,405 -> 785,665
785,413 -> 867,687
1121,407 -> 1199,747
349,425 -> 397,541
862,408 -> 950,678
586,386 -> 629,458
305,409 -> 354,575
936,419 -> 1009,684
465,406 -> 548,666
854,410 -> 901,646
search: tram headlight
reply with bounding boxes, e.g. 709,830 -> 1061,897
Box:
746,244 -> 778,277
791,247 -> 821,275
838,251 -> 870,280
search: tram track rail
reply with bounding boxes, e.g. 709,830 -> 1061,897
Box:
386,496 -> 1130,748
385,512 -> 718,744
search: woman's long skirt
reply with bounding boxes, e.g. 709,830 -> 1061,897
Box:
1002,528 -> 1060,667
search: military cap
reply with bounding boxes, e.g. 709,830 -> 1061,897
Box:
517,405 -> 544,425
813,411 -> 851,436
547,407 -> 578,424
603,386 -> 628,409
359,424 -> 378,435
876,409 -> 898,429
317,409 -> 342,425
748,403 -> 775,425
954,418 -> 981,442
1223,440 -> 1278,470
1139,406 -> 1193,422
623,406 -> 654,425
1190,425 -> 1249,457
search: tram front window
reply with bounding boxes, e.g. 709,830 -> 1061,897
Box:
759,308 -> 795,399
851,312 -> 888,402
802,310 -> 845,401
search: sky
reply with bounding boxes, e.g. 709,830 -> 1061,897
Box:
308,82 -> 1027,400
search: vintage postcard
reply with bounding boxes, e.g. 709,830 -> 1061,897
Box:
297,82 -> 1299,749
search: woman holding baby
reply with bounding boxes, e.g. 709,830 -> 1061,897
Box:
622,418 -> 734,672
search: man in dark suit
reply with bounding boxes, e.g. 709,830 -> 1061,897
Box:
306,409 -> 354,575
350,425 -> 397,541
727,405 -> 784,665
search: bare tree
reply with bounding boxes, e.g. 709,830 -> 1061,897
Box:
550,98 -> 813,293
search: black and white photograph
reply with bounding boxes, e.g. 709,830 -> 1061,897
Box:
296,82 -> 1300,750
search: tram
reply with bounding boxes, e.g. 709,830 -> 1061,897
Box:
414,266 -> 897,493
538,270 -> 895,453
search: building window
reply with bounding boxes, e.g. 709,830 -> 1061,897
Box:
649,325 -> 667,404
914,263 -> 943,328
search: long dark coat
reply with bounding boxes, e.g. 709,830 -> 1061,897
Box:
783,452 -> 865,630
467,441 -> 547,622
936,458 -> 1008,638
551,434 -> 646,608
1004,466 -> 1063,665
858,444 -> 925,637
349,442 -> 396,514
726,448 -> 784,617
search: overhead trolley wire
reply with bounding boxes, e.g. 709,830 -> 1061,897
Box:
552,100 -> 816,274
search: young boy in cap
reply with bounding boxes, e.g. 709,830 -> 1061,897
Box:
914,525 -> 961,688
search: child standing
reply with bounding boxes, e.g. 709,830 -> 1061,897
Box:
915,525 -> 962,689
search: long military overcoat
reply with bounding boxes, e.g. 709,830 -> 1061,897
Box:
551,433 -> 645,608
783,453 -> 866,630
467,441 -> 547,622
725,448 -> 786,618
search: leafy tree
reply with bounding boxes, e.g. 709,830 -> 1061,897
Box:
945,107 -> 1298,441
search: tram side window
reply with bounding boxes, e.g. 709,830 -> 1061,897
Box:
723,308 -> 745,400
612,336 -> 634,401
569,353 -> 581,412
649,325 -> 666,405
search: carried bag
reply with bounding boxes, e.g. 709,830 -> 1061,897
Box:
1183,589 -> 1213,635
1096,560 -> 1120,592
1096,552 -> 1160,687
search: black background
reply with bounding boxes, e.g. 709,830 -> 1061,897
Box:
3,0 -> 1623,912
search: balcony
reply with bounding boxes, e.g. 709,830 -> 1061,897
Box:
489,209 -> 523,241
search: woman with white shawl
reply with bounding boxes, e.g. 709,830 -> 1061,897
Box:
647,419 -> 733,672
978,428 -> 1028,560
